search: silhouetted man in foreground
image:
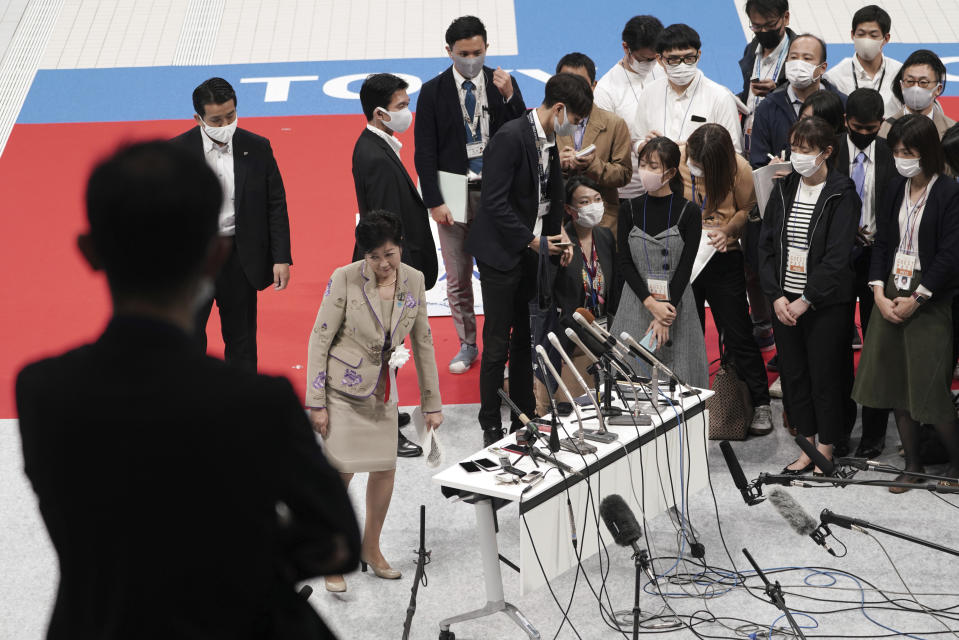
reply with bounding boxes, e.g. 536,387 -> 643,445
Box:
16,141 -> 359,640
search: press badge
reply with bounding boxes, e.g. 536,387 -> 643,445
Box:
787,248 -> 808,275
466,141 -> 486,159
648,278 -> 669,301
894,252 -> 916,278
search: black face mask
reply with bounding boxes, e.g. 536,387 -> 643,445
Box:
848,129 -> 879,151
755,29 -> 784,50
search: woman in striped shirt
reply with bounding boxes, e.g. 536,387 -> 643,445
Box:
758,116 -> 860,474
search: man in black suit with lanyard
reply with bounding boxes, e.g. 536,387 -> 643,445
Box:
414,15 -> 526,375
171,77 -> 292,373
351,72 -> 439,458
837,88 -> 895,458
466,73 -> 591,445
16,141 -> 360,640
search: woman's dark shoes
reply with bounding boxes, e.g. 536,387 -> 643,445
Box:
889,473 -> 926,494
397,431 -> 423,458
781,460 -> 814,475
854,439 -> 883,459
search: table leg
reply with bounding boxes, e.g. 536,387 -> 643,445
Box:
438,499 -> 540,639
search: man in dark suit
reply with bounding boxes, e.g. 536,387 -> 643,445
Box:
171,77 -> 292,373
352,72 -> 437,458
466,73 -> 591,445
15,141 -> 360,640
749,34 -> 847,168
352,73 -> 437,289
836,88 -> 895,458
737,0 -> 796,147
414,15 -> 526,375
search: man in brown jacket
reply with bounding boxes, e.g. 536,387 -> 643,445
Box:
556,53 -> 633,231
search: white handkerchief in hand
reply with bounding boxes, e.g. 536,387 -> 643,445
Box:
412,406 -> 444,467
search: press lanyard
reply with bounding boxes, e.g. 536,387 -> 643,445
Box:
900,179 -> 929,253
460,76 -> 486,139
691,175 -> 708,212
852,59 -> 886,91
581,240 -> 601,309
752,36 -> 789,84
528,112 -> 550,200
664,73 -> 702,141
642,193 -> 674,275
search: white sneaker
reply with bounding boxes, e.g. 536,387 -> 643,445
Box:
769,377 -> 783,399
449,343 -> 479,374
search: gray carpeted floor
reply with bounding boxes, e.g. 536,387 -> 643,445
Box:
3,401 -> 959,640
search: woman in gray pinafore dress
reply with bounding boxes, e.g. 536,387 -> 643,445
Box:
612,137 -> 707,388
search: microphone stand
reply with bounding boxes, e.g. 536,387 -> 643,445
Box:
742,548 -> 806,640
401,505 -> 430,640
820,509 -> 959,558
496,388 -> 583,477
536,345 -> 597,455
757,472 -> 959,494
597,356 -> 623,417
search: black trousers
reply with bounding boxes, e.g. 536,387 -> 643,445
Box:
477,252 -> 537,432
843,246 -> 890,444
774,296 -> 854,445
196,240 -> 258,373
693,251 -> 770,406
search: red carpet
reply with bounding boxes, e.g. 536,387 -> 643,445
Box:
4,99 -> 959,418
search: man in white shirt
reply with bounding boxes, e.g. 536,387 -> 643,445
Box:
594,15 -> 664,204
824,5 -> 902,118
633,23 -> 743,154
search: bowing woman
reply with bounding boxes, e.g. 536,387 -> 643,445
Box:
306,210 -> 443,591
853,114 -> 959,492
758,116 -> 859,474
610,136 -> 705,386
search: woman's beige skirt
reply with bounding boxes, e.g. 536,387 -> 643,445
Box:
322,366 -> 398,472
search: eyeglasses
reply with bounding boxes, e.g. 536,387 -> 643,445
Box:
662,54 -> 700,66
749,16 -> 783,32
901,77 -> 938,88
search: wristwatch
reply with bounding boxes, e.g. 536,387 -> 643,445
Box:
911,291 -> 928,306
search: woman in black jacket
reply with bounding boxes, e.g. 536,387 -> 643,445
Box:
852,114 -> 959,491
758,116 -> 860,474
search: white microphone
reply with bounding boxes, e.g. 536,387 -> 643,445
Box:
563,327 -> 599,365
547,332 -> 615,438
572,311 -> 629,361
535,344 -> 596,454
619,330 -> 692,392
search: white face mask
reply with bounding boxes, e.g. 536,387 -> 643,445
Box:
627,56 -> 655,79
378,106 -> 413,133
785,59 -> 821,90
902,85 -> 938,112
575,202 -> 605,228
895,157 -> 922,178
639,168 -> 669,193
203,117 -> 237,144
554,106 -> 578,138
687,159 -> 704,178
452,53 -> 485,79
664,61 -> 698,86
790,150 -> 823,177
853,37 -> 883,62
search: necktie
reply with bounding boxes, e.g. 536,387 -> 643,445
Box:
574,120 -> 586,150
463,80 -> 482,174
852,151 -> 866,224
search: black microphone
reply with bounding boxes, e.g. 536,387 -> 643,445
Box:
767,488 -> 835,555
820,509 -> 869,533
564,327 -> 600,365
834,457 -> 870,471
599,494 -> 643,556
720,440 -> 764,505
794,435 -> 835,476
298,585 -> 313,600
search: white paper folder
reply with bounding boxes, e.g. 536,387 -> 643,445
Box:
437,171 -> 469,224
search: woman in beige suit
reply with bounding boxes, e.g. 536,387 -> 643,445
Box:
306,210 -> 442,593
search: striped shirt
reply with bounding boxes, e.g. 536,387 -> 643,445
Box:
783,180 -> 825,294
